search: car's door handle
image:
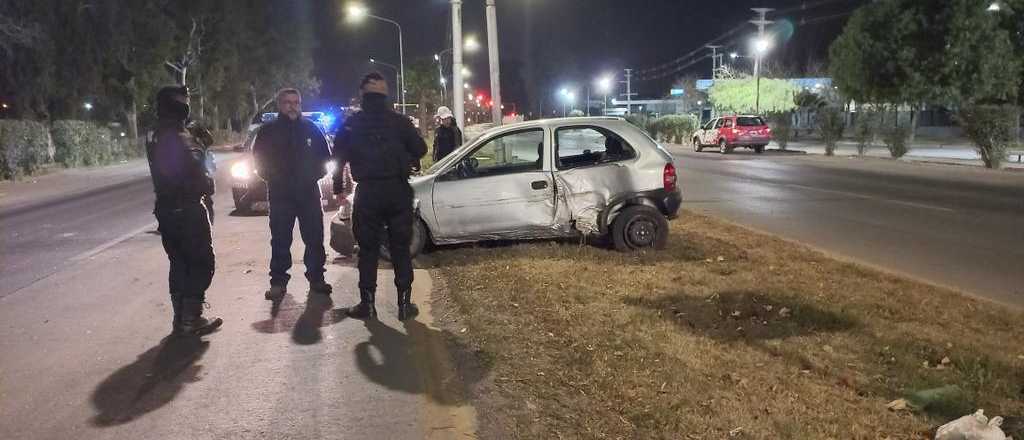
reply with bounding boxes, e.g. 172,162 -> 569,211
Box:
531,180 -> 548,190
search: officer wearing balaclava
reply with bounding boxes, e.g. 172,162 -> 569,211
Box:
145,85 -> 223,337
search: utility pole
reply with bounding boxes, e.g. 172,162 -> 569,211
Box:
621,68 -> 637,114
751,7 -> 773,114
706,45 -> 721,79
451,0 -> 465,128
486,0 -> 502,125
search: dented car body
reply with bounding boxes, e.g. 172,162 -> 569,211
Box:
331,117 -> 682,257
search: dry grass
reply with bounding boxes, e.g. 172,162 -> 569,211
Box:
427,211 -> 1024,440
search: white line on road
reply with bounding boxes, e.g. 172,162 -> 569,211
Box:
70,220 -> 158,262
784,184 -> 955,212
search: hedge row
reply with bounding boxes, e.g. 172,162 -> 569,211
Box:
0,120 -> 53,180
625,114 -> 701,144
1,120 -> 144,180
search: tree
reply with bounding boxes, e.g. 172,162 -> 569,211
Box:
830,0 -> 1023,143
708,77 -> 799,114
403,59 -> 443,136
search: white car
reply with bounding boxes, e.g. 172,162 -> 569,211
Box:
330,117 -> 682,257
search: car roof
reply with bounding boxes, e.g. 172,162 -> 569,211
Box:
482,116 -> 631,133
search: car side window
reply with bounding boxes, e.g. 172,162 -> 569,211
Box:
556,126 -> 636,170
703,119 -> 716,130
450,128 -> 544,179
724,119 -> 734,128
714,119 -> 725,129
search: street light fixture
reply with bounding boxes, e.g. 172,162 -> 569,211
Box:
461,67 -> 471,78
83,102 -> 93,111
347,4 -> 406,114
987,2 -> 1001,11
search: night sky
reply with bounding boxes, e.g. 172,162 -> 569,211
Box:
310,0 -> 868,115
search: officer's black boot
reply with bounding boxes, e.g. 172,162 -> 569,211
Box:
397,289 -> 419,321
179,298 -> 223,336
346,289 -> 377,320
170,293 -> 184,335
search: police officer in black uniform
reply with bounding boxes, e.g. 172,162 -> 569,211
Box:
146,85 -> 223,336
332,72 -> 427,321
186,121 -> 217,224
253,88 -> 334,300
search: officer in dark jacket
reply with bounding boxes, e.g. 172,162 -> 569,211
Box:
332,72 -> 427,321
146,85 -> 223,336
253,88 -> 333,300
432,105 -> 462,162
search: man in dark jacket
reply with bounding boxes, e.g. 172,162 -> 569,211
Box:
253,88 -> 333,300
332,72 -> 427,321
432,105 -> 462,162
146,85 -> 223,336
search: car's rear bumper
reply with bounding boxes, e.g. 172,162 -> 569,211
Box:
727,136 -> 771,146
662,188 -> 682,218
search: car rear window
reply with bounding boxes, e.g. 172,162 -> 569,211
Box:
737,117 -> 766,127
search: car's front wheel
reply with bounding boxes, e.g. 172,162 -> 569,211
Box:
754,145 -> 765,154
693,138 -> 703,152
232,188 -> 252,214
379,219 -> 429,262
719,139 -> 731,154
611,205 -> 669,252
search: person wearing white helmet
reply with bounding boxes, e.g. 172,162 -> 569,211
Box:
432,106 -> 462,162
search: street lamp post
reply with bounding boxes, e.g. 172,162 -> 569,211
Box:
752,37 -> 772,114
451,0 -> 465,128
596,76 -> 613,116
486,0 -> 502,125
435,36 -> 479,108
348,5 -> 406,114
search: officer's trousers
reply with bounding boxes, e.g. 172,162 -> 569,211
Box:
352,179 -> 414,293
268,183 -> 326,288
155,199 -> 215,301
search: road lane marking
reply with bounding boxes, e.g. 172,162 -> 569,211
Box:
71,221 -> 157,262
784,184 -> 955,212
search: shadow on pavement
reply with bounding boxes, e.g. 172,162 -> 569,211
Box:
90,336 -> 209,427
251,292 -> 347,345
354,319 -> 490,406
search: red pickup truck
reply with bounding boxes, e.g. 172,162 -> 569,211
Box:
692,115 -> 773,154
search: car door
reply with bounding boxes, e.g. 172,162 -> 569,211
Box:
553,125 -> 638,234
430,127 -> 558,241
701,118 -> 718,145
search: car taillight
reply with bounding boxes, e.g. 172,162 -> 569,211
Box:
663,163 -> 677,192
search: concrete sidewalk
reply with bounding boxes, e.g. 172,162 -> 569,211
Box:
775,140 -> 1024,170
0,185 -> 476,439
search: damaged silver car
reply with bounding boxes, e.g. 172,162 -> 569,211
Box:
330,117 -> 682,258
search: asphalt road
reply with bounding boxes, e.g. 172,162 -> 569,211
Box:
671,146 -> 1024,307
0,155 -> 474,439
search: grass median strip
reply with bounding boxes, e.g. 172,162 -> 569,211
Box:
427,211 -> 1024,439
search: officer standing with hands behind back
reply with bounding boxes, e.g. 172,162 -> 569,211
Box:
332,72 -> 427,321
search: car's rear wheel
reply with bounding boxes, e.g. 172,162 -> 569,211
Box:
692,138 -> 703,152
754,145 -> 765,154
719,139 -> 730,154
379,219 -> 429,262
611,205 -> 669,252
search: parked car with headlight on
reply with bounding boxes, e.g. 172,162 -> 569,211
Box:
230,123 -> 341,214
330,117 -> 682,258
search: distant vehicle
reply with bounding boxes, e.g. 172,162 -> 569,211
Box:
260,111 -> 339,134
229,120 -> 341,214
330,117 -> 682,258
692,115 -> 772,154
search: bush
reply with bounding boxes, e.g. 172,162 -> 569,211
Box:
957,105 -> 1020,169
768,112 -> 793,150
625,114 -> 653,137
654,114 -> 700,144
853,110 -> 880,156
0,120 -> 52,180
51,120 -> 117,167
883,125 -> 910,158
816,107 -> 845,156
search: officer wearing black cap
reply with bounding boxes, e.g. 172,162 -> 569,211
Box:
146,85 -> 223,336
332,72 -> 427,321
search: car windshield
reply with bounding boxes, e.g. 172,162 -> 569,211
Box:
737,117 -> 766,127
